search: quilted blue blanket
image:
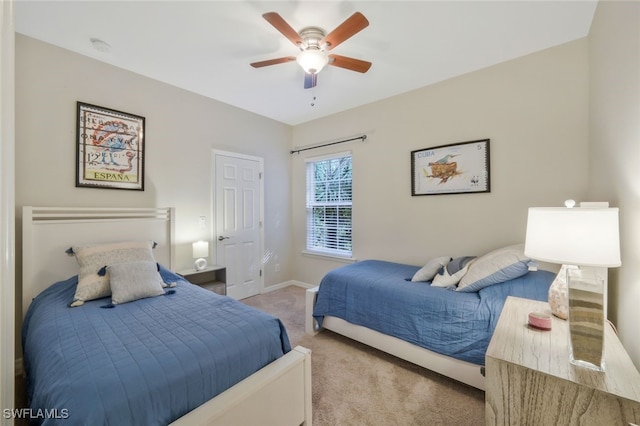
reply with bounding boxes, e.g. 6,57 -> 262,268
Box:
313,260 -> 553,365
22,266 -> 291,425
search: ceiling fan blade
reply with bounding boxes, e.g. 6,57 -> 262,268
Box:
321,12 -> 369,50
304,73 -> 317,89
262,12 -> 303,47
250,57 -> 296,68
328,54 -> 372,73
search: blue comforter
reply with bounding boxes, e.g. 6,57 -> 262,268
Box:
22,266 -> 291,425
313,260 -> 553,365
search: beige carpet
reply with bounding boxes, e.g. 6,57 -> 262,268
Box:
242,286 -> 485,426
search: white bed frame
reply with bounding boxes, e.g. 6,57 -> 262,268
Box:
22,206 -> 312,426
305,286 -> 485,391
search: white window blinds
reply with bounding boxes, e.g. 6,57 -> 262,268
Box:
305,152 -> 352,256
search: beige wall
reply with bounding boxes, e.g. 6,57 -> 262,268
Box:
15,35 -> 294,304
291,39 -> 589,286
588,0 -> 640,368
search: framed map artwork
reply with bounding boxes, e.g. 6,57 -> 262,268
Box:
76,102 -> 145,190
411,139 -> 490,196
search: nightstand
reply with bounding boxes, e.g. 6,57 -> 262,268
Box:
177,265 -> 227,296
485,296 -> 640,425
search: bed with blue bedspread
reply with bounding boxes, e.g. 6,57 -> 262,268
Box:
312,259 -> 553,366
22,266 -> 291,426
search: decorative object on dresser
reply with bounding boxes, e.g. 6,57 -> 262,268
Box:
486,297 -> 640,425
527,311 -> 552,330
524,200 -> 621,371
192,240 -> 209,271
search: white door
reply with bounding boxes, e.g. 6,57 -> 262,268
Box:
214,151 -> 263,300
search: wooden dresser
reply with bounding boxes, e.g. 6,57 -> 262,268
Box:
485,296 -> 640,425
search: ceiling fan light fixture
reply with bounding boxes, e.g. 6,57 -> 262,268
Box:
296,49 -> 328,74
252,12 -> 370,88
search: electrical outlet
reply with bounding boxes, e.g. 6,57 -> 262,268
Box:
275,263 -> 280,272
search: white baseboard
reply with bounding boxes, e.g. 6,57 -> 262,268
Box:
290,280 -> 316,289
262,280 -> 316,293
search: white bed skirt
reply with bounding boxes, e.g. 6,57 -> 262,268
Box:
305,286 -> 485,391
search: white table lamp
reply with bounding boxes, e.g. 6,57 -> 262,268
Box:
524,201 -> 620,371
193,241 -> 209,271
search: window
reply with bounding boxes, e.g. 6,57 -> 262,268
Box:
306,152 -> 352,257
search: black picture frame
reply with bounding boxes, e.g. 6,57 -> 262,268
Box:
411,139 -> 490,196
76,102 -> 145,190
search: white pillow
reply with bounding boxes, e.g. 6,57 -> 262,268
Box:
456,244 -> 536,292
69,240 -> 156,306
431,256 -> 476,288
411,257 -> 452,282
108,261 -> 165,305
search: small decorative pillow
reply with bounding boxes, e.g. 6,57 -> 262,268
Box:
108,261 -> 165,305
69,240 -> 156,306
431,256 -> 476,288
411,257 -> 452,282
456,244 -> 537,293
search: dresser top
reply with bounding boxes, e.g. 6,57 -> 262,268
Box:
486,296 -> 640,402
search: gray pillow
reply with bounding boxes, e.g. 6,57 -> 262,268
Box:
69,240 -> 156,306
456,244 -> 536,292
411,257 -> 452,282
431,256 -> 476,288
108,260 -> 165,305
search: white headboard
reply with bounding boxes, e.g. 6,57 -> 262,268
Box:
22,206 -> 175,318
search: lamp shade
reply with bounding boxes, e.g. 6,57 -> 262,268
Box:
192,241 -> 209,259
296,49 -> 329,74
524,206 -> 621,267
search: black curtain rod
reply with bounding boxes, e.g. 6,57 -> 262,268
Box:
290,135 -> 367,154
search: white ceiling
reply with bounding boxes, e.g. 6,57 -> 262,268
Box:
15,1 -> 598,126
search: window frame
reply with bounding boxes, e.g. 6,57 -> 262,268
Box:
304,151 -> 353,259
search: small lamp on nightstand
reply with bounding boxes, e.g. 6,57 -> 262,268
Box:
193,241 -> 209,271
524,200 -> 621,371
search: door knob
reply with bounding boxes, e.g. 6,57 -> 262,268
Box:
218,235 -> 230,241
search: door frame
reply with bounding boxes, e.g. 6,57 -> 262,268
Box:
1,0 -> 16,417
211,149 -> 265,295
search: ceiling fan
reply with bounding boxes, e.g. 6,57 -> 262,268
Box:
250,11 -> 372,89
